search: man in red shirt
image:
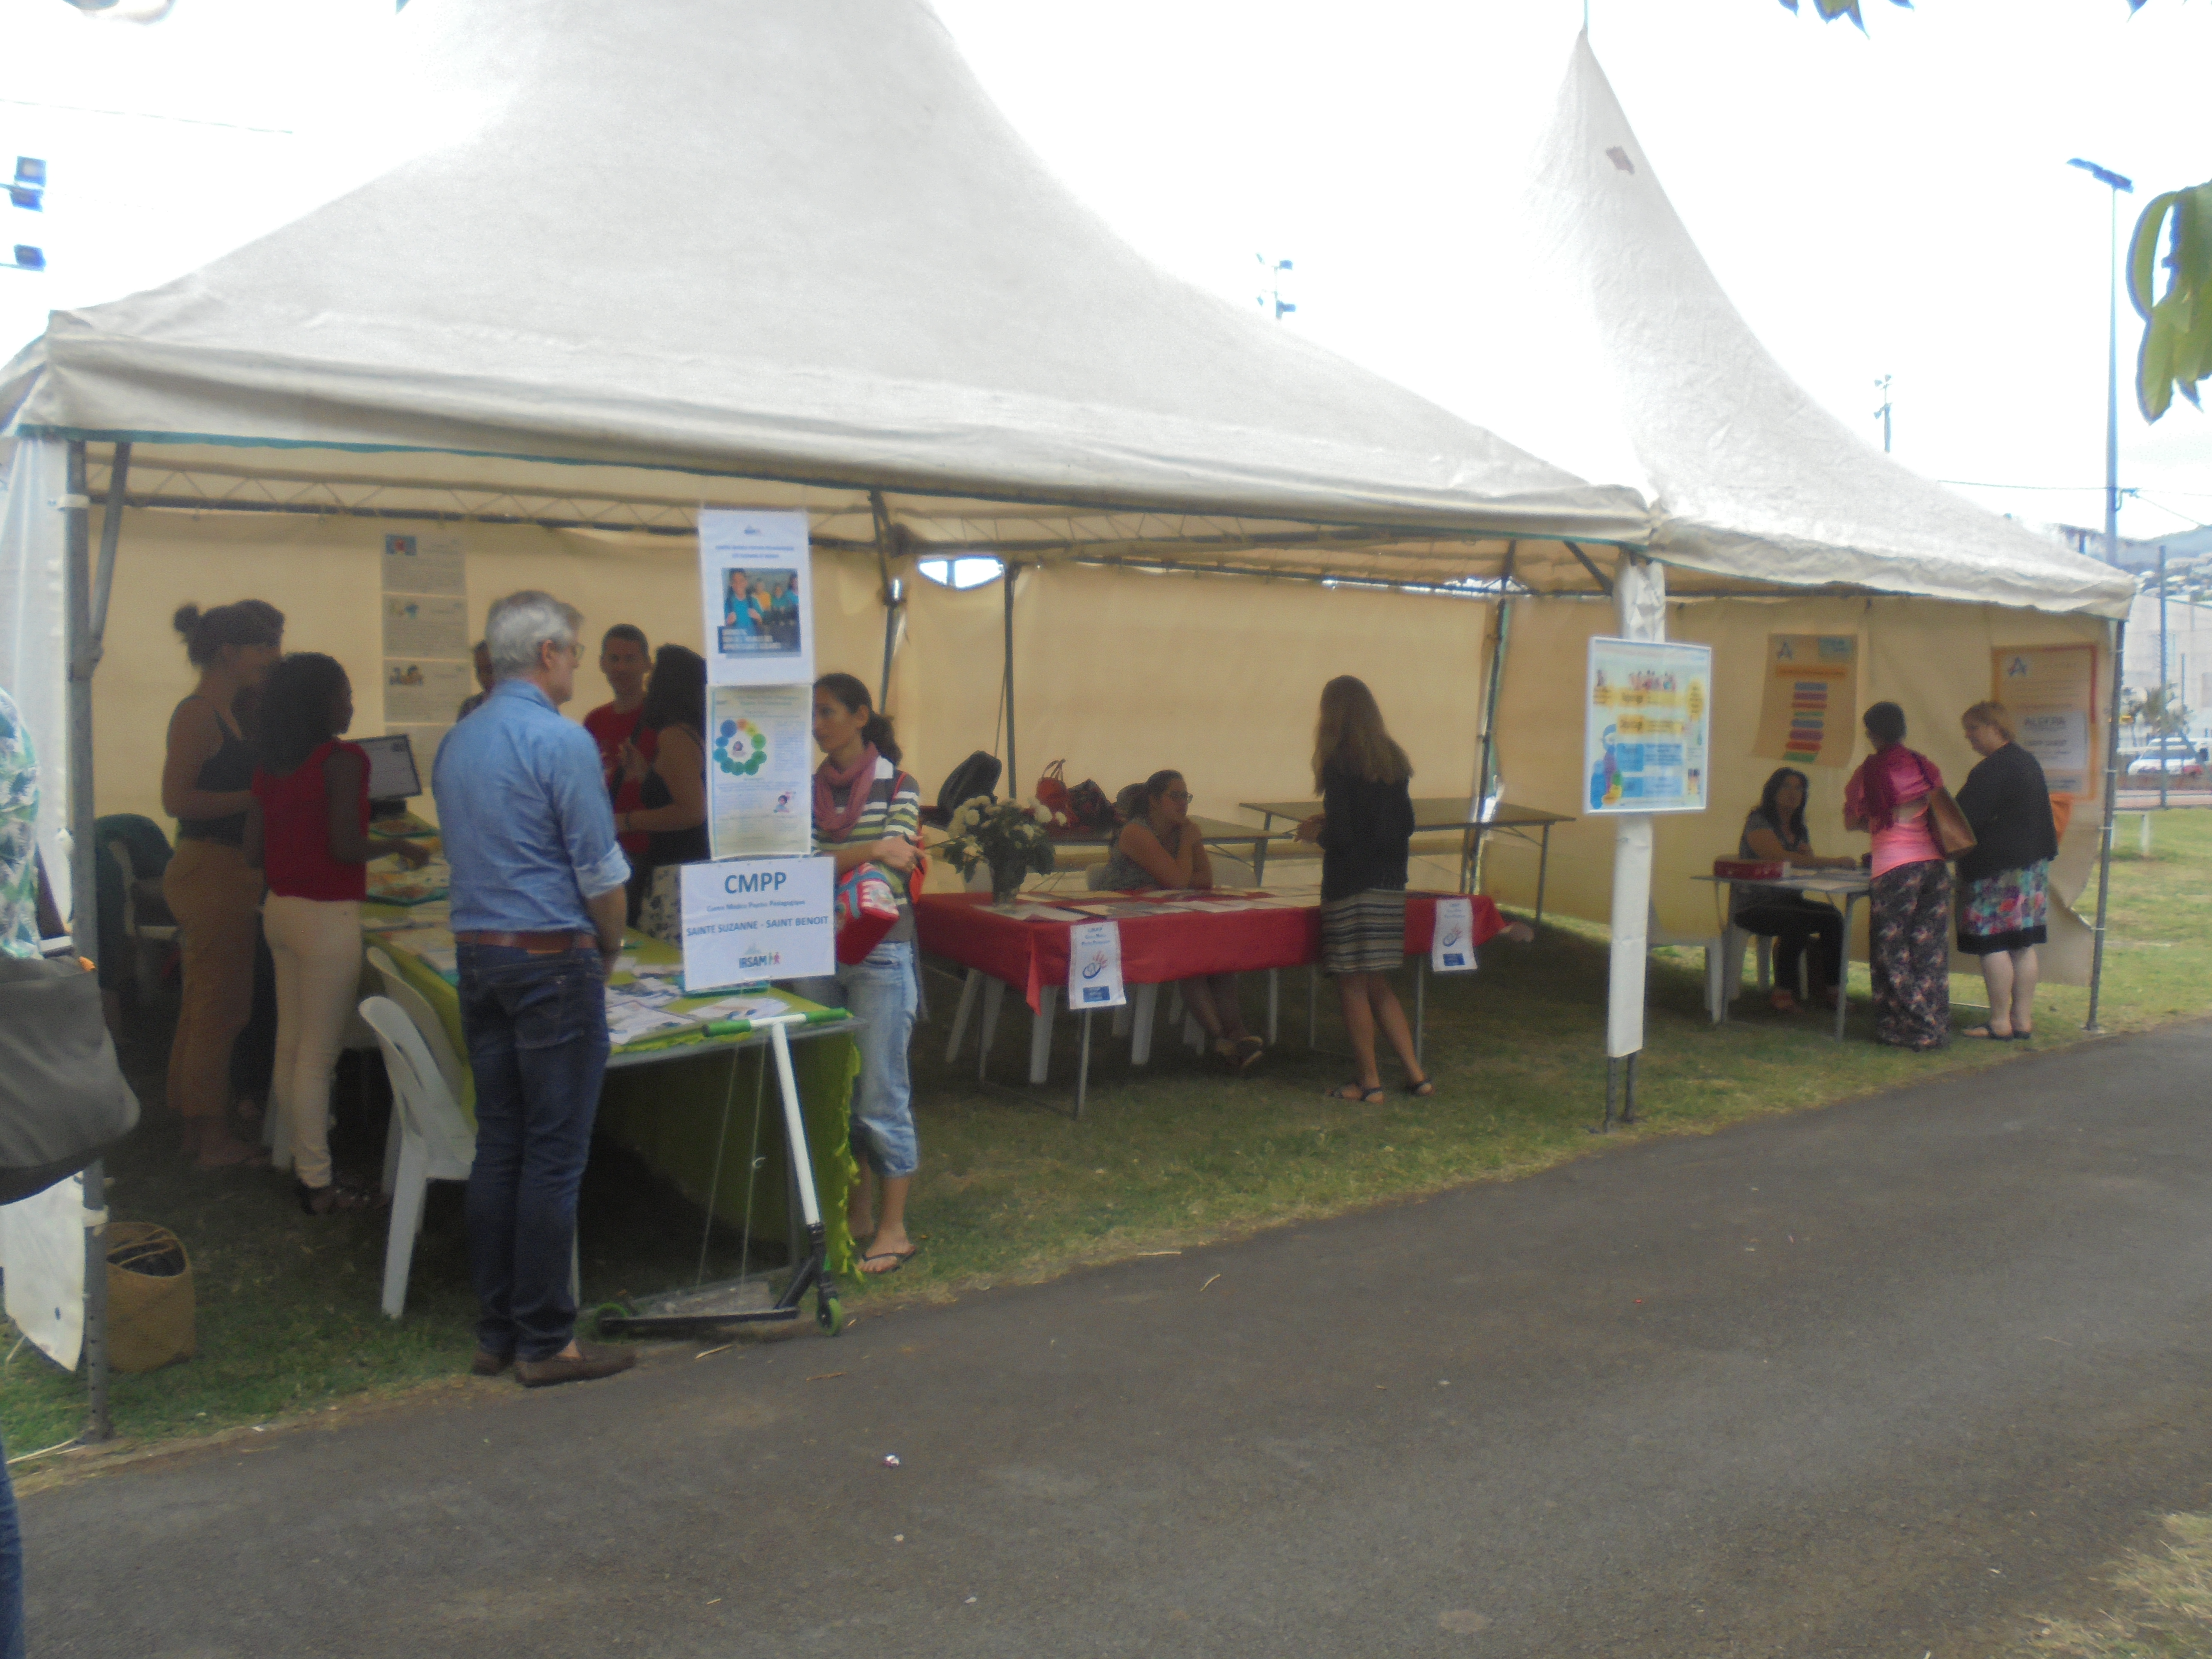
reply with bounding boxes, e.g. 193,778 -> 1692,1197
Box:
580,626 -> 654,877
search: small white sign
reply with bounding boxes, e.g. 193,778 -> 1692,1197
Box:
1067,920 -> 1127,1010
1431,897 -> 1478,974
680,857 -> 835,991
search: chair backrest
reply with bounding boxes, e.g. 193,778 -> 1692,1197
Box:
365,947 -> 468,1104
1085,862 -> 1112,891
357,995 -> 476,1170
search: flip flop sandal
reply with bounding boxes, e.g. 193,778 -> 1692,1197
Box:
1404,1077 -> 1436,1098
1960,1025 -> 2014,1041
1325,1083 -> 1386,1105
860,1246 -> 920,1275
1233,1036 -> 1266,1070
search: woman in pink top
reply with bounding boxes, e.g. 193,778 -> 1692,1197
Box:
245,654 -> 428,1214
1842,701 -> 1951,1050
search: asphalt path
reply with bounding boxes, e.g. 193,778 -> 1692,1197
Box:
24,1021 -> 2212,1657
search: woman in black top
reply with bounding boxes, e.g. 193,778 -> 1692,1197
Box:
619,645 -> 708,941
1295,676 -> 1430,1102
1954,701 -> 2060,1040
159,599 -> 284,1168
1733,767 -> 1859,1012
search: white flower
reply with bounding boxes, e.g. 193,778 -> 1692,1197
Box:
1032,803 -> 1052,824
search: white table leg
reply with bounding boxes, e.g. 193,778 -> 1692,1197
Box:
945,967 -> 983,1063
1030,984 -> 1059,1084
1130,982 -> 1159,1065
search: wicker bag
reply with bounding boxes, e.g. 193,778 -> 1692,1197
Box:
105,1221 -> 195,1373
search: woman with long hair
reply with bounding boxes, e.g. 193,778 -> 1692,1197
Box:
1734,766 -> 1858,1012
618,644 -> 708,942
1842,701 -> 1952,1049
161,599 -> 285,1167
1098,769 -> 1263,1068
244,653 -> 428,1212
1294,676 -> 1430,1101
792,672 -> 924,1274
1954,701 -> 2059,1040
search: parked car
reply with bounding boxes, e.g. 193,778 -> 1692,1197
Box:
2125,736 -> 2207,778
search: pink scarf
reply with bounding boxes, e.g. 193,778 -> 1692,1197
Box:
1846,743 -> 1940,833
814,744 -> 879,840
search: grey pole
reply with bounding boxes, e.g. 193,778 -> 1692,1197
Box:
2087,616 -> 2128,1033
2158,545 -> 2170,808
63,440 -> 113,1442
2105,183 -> 2122,567
1471,549 -> 1515,896
869,490 -> 901,712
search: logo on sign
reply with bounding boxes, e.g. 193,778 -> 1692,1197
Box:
724,869 -> 788,894
1079,985 -> 1115,1004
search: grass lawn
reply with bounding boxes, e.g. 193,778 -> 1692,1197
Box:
6,809 -> 2209,1465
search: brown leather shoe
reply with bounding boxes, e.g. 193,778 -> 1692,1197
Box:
468,1349 -> 512,1377
514,1343 -> 636,1389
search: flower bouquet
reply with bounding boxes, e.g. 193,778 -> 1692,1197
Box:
940,796 -> 1057,905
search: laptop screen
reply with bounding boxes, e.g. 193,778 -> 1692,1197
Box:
357,733 -> 422,801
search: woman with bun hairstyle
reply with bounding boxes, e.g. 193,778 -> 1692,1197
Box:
792,673 -> 924,1274
161,600 -> 284,1167
245,653 -> 428,1213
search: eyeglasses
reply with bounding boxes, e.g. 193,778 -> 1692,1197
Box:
1164,790 -> 1193,803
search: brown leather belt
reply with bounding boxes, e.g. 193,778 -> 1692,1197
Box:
454,930 -> 599,952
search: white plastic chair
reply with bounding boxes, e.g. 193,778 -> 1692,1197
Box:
366,947 -> 468,1192
358,993 -> 477,1319
1647,900 -> 1725,1024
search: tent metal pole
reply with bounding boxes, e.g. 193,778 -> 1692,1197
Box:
1471,546 -> 1516,896
2086,615 -> 2127,1033
90,441 -> 131,656
869,490 -> 901,711
63,440 -> 113,1444
1002,561 -> 1018,794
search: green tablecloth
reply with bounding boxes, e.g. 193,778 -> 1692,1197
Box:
362,904 -> 860,1277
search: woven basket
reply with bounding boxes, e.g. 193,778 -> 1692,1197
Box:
105,1221 -> 195,1373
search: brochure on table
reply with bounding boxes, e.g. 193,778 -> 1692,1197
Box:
1430,897 -> 1477,974
1067,920 -> 1127,1010
1584,636 -> 1713,815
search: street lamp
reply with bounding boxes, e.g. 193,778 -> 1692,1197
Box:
2067,157 -> 2133,565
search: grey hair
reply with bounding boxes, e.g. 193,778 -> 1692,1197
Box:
484,591 -> 583,680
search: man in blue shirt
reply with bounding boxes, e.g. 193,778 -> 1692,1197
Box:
433,592 -> 635,1388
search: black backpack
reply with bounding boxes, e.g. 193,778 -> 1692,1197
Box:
935,751 -> 1003,820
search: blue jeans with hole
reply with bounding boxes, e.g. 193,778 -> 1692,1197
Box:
457,945 -> 608,1361
795,940 -> 918,1179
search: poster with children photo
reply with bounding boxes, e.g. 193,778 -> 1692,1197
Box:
698,509 -> 813,686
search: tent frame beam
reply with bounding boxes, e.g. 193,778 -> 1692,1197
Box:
2086,616 -> 2127,1031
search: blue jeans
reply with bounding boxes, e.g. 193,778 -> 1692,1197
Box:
795,941 -> 918,1179
0,1430 -> 21,1659
457,945 -> 609,1361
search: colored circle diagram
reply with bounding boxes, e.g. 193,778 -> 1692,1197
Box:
713,716 -> 769,776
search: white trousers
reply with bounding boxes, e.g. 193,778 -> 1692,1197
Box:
264,895 -> 363,1189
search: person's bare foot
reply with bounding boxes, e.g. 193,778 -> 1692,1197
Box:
860,1227 -> 916,1273
194,1127 -> 267,1170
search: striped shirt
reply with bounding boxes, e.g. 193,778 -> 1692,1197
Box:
814,756 -> 922,942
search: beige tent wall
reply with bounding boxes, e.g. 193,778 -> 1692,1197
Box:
1481,594 -> 2112,984
89,507 -> 883,829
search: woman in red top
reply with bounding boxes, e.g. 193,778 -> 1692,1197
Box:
245,654 -> 428,1214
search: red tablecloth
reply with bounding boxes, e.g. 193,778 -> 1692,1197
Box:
915,890 -> 1503,1009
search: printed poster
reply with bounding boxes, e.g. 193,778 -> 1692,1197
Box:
381,657 -> 475,726
382,532 -> 468,598
1068,921 -> 1127,1010
698,509 -> 813,687
1753,634 -> 1859,768
1994,644 -> 2098,796
1585,637 -> 1712,815
1431,897 -> 1478,974
381,593 -> 471,660
707,684 -> 813,860
380,532 -> 472,774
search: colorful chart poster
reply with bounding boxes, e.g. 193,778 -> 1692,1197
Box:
1753,634 -> 1859,767
1994,644 -> 2098,796
698,509 -> 813,687
1585,637 -> 1712,815
706,684 -> 814,860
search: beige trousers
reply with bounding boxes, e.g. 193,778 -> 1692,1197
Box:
161,839 -> 264,1123
264,894 -> 363,1189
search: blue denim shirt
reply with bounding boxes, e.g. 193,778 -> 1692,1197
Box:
432,679 -> 629,934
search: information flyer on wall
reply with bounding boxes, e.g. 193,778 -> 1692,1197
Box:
1993,643 -> 2097,796
1585,637 -> 1713,814
698,509 -> 814,687
706,684 -> 813,859
1752,634 -> 1858,767
380,532 -> 472,775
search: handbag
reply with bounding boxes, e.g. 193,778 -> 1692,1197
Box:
0,954 -> 142,1205
1036,760 -> 1071,818
1927,786 -> 1977,860
833,862 -> 901,965
1065,778 -> 1115,830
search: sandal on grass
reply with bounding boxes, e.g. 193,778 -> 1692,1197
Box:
1960,1024 -> 2014,1041
1326,1083 -> 1386,1105
295,1180 -> 379,1216
860,1246 -> 919,1275
1404,1076 -> 1436,1098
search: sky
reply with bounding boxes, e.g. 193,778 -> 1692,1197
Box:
1,0 -> 2206,547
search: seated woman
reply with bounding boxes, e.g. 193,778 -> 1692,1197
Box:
1097,770 -> 1263,1070
1734,767 -> 1858,1012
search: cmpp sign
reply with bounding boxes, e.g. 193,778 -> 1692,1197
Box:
680,856 -> 835,990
